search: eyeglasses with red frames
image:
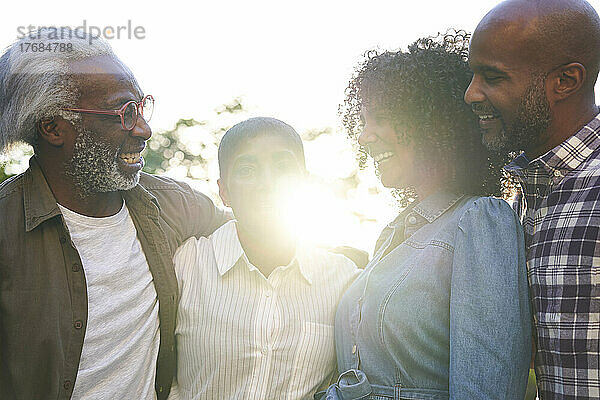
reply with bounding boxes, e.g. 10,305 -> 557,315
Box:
64,95 -> 154,131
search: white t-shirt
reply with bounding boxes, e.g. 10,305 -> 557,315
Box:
58,202 -> 160,400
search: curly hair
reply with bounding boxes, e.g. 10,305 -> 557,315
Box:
341,30 -> 506,206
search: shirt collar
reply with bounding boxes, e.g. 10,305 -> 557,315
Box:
505,111 -> 600,176
293,244 -> 315,285
23,157 -> 62,232
212,220 -> 246,276
211,220 -> 311,284
503,152 -> 530,176
411,191 -> 465,224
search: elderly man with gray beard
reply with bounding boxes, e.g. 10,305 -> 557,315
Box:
0,29 -> 228,400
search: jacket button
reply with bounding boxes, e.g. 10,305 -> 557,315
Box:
74,320 -> 83,329
59,236 -> 67,244
72,263 -> 80,272
63,380 -> 71,390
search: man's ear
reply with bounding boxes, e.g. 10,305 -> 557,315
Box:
548,63 -> 586,102
38,116 -> 71,147
217,178 -> 230,207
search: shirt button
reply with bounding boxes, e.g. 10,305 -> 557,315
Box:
72,263 -> 80,272
407,216 -> 418,225
74,320 -> 83,329
63,380 -> 72,390
261,346 -> 268,355
352,344 -> 357,354
159,386 -> 164,393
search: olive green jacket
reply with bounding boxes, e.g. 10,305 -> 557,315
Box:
0,157 -> 227,400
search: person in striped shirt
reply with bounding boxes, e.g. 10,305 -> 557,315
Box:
168,117 -> 360,400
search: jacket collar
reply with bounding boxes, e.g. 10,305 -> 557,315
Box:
411,191 -> 465,224
23,157 -> 160,232
23,157 -> 62,232
121,179 -> 161,218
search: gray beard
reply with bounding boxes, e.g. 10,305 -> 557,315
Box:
64,128 -> 139,197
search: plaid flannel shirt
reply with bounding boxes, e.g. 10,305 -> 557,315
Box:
505,111 -> 600,400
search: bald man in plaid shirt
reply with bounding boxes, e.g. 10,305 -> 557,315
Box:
464,0 -> 600,398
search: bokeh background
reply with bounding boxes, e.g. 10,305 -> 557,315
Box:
1,0 -> 599,257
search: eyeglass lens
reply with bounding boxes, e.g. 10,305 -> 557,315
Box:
122,96 -> 154,130
142,96 -> 154,122
123,102 -> 138,130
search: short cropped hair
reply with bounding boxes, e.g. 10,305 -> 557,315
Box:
0,28 -> 114,152
218,117 -> 306,178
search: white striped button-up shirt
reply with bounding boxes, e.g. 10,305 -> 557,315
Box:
170,220 -> 359,400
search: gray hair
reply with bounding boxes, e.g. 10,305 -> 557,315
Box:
0,28 -> 114,153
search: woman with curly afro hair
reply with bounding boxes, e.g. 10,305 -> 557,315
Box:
319,32 -> 532,399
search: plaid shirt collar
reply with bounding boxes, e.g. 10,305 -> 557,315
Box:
504,111 -> 600,178
500,110 -> 600,399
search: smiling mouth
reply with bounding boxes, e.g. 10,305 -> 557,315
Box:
476,113 -> 504,132
119,152 -> 142,164
478,114 -> 501,121
373,151 -> 394,163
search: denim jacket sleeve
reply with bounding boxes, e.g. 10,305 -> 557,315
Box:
449,197 -> 531,399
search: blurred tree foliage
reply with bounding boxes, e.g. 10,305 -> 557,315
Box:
142,98 -> 244,178
0,147 -> 33,184
142,117 -> 209,175
0,166 -> 11,183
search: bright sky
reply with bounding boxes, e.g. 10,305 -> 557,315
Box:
2,0 -> 600,253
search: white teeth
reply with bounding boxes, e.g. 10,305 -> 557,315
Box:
373,152 -> 394,163
479,114 -> 497,120
119,152 -> 141,164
